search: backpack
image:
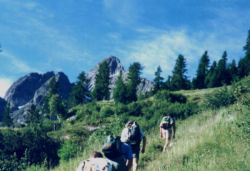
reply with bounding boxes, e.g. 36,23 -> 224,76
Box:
102,136 -> 122,159
122,121 -> 141,145
76,158 -> 113,171
160,117 -> 174,130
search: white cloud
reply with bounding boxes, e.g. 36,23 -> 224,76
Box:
1,51 -> 40,73
0,78 -> 12,98
102,0 -> 140,25
121,29 -> 245,80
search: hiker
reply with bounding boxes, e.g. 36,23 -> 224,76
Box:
76,151 -> 112,171
102,135 -> 133,171
160,114 -> 176,152
121,121 -> 146,171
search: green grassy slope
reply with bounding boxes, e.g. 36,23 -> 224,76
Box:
139,105 -> 249,171
27,76 -> 250,171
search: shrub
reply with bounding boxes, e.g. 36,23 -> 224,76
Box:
0,127 -> 59,170
155,90 -> 187,103
100,106 -> 114,117
58,140 -> 78,161
115,103 -> 129,115
205,86 -> 235,109
127,102 -> 142,116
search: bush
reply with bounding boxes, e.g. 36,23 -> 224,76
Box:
205,86 -> 235,109
115,103 -> 129,115
155,90 -> 187,103
0,127 -> 59,170
127,102 -> 142,116
58,140 -> 78,161
100,106 -> 114,117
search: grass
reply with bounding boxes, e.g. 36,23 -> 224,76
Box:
139,105 -> 249,171
26,76 -> 250,171
45,104 -> 250,171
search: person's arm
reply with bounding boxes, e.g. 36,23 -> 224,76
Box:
126,158 -> 132,171
141,136 -> 146,153
172,120 -> 176,139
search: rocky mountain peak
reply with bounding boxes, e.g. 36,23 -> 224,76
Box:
103,56 -> 125,75
86,56 -> 125,91
4,72 -> 55,110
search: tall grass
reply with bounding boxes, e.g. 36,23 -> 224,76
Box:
46,104 -> 249,171
139,104 -> 249,171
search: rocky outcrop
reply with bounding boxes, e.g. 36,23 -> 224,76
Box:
86,56 -> 153,97
32,72 -> 72,105
4,71 -> 72,126
4,72 -> 54,110
86,56 -> 125,91
0,97 -> 7,121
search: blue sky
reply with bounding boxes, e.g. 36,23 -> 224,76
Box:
0,0 -> 249,97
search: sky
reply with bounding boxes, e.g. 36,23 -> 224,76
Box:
0,0 -> 249,97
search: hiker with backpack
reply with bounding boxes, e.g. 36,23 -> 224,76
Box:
102,135 -> 133,171
121,121 -> 146,171
76,151 -> 113,171
160,114 -> 176,152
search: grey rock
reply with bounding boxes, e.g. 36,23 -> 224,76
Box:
4,72 -> 54,110
0,97 -> 7,121
5,71 -> 72,126
86,56 -> 153,97
86,56 -> 125,91
32,72 -> 72,105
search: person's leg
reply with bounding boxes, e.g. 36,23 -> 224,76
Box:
132,157 -> 139,171
163,129 -> 171,152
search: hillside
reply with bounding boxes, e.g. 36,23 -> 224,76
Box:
25,76 -> 248,171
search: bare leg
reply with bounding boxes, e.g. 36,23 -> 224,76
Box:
132,157 -> 139,171
163,130 -> 171,152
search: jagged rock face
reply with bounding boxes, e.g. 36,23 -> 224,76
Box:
4,72 -> 54,110
0,97 -> 7,121
32,72 -> 72,105
86,56 -> 125,91
86,56 -> 153,97
4,72 -> 72,126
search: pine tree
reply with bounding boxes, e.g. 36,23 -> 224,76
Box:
42,77 -> 58,114
217,51 -> 229,86
26,104 -> 40,126
205,61 -> 219,88
238,30 -> 250,78
92,61 -> 110,100
170,55 -> 189,90
126,62 -> 143,102
69,71 -> 90,106
153,66 -> 164,93
2,103 -> 13,127
193,51 -> 210,89
228,59 -> 238,83
113,71 -> 127,104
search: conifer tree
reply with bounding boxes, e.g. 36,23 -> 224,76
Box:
69,71 -> 90,106
26,104 -> 40,126
193,51 -> 210,89
2,103 -> 13,127
205,61 -> 219,88
217,51 -> 229,85
238,30 -> 250,78
170,55 -> 189,90
92,61 -> 110,100
228,59 -> 238,83
113,71 -> 127,104
42,77 -> 58,114
126,62 -> 143,102
153,66 -> 164,93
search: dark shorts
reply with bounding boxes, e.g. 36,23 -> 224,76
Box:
131,144 -> 140,158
